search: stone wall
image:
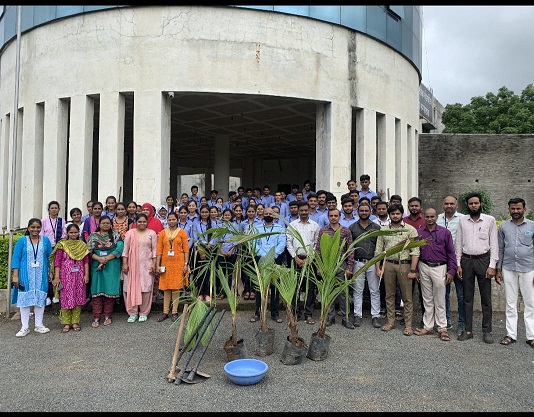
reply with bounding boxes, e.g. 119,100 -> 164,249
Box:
418,134 -> 534,219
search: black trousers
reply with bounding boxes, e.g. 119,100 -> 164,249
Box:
254,253 -> 284,318
461,255 -> 492,333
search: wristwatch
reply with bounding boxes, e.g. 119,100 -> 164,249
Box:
410,269 -> 417,273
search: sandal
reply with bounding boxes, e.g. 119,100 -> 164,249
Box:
243,292 -> 250,300
305,317 -> 316,325
72,324 -> 81,332
439,330 -> 451,341
414,327 -> 434,336
91,319 -> 100,328
525,340 -> 534,348
249,315 -> 260,323
62,324 -> 71,333
403,326 -> 413,336
272,317 -> 283,323
249,292 -> 255,300
500,336 -> 516,346
103,317 -> 112,326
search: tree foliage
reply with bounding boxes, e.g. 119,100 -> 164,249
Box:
442,84 -> 534,134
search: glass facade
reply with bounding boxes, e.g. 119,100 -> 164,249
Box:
0,5 -> 422,74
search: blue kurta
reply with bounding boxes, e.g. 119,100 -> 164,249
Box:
11,236 -> 53,307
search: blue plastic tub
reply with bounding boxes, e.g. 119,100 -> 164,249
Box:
224,358 -> 268,385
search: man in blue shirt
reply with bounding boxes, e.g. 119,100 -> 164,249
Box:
260,185 -> 275,207
358,174 -> 378,200
286,184 -> 301,203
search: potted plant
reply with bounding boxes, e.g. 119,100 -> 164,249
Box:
308,227 -> 427,361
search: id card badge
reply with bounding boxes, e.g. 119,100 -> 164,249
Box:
100,251 -> 108,256
31,261 -> 40,268
71,266 -> 80,273
168,251 -> 175,257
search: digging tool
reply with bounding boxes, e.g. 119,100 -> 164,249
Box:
166,303 -> 189,383
181,309 -> 226,384
175,307 -> 218,385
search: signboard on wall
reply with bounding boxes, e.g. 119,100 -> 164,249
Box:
419,83 -> 434,125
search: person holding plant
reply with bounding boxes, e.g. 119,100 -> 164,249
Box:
249,207 -> 287,323
315,208 -> 355,328
11,218 -> 54,337
122,213 -> 158,323
50,223 -> 90,332
156,212 -> 190,321
87,215 -> 124,327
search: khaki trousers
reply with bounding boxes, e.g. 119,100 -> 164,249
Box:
383,262 -> 413,326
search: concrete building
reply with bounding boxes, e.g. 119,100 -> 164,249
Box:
0,5 -> 423,227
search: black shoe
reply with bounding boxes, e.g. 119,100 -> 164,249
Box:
446,321 -> 452,330
457,331 -> 473,341
157,313 -> 169,322
483,332 -> 494,344
326,317 -> 335,327
171,314 -> 179,322
352,316 -> 362,327
371,317 -> 381,328
342,319 -> 355,329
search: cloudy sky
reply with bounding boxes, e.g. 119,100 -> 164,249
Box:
421,6 -> 534,106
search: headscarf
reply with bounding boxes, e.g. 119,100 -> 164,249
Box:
155,205 -> 169,228
133,203 -> 163,234
49,238 -> 90,274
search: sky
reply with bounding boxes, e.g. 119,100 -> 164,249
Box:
421,6 -> 534,106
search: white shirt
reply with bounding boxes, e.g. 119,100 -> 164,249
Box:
437,211 -> 464,244
286,218 -> 320,258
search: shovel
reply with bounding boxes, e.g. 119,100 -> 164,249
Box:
181,309 -> 226,384
166,303 -> 188,383
175,307 -> 218,385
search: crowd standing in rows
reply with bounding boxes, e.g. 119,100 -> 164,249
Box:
9,175 -> 534,349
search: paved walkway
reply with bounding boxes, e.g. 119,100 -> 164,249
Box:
1,301 -> 533,412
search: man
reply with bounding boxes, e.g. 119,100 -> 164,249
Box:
455,192 -> 498,344
285,200 -> 300,224
318,194 -> 338,228
252,187 -> 262,204
224,191 -> 237,211
437,195 -> 465,334
286,201 -> 320,324
189,185 -> 201,204
373,200 -> 391,227
286,184 -> 301,203
341,179 -> 359,200
315,189 -> 328,215
349,203 -> 382,328
207,189 -> 218,207
358,174 -> 378,200
374,204 -> 420,336
495,198 -> 534,348
339,197 -> 358,228
81,200 -> 94,222
358,196 -> 377,221
349,190 -> 360,209
237,186 -> 249,208
315,208 -> 355,328
260,185 -> 275,207
250,207 -> 287,324
390,195 -> 408,218
244,188 -> 254,206
414,208 -> 457,342
302,180 -> 314,202
371,195 -> 381,217
271,190 -> 289,219
307,193 -> 322,223
403,196 -> 426,322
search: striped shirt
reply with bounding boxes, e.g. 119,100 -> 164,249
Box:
455,213 -> 499,268
315,224 -> 355,272
286,218 -> 320,258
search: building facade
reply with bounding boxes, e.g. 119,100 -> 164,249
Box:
0,5 -> 423,227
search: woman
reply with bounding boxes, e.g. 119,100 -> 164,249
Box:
102,195 -> 117,219
82,201 -> 104,243
126,201 -> 138,223
155,212 -> 189,322
190,204 -> 216,301
112,202 -> 132,240
155,205 -> 169,229
121,214 -> 157,323
177,206 -> 193,250
165,195 -> 177,214
67,207 -> 85,238
255,203 -> 266,223
11,218 -> 54,337
179,193 -> 190,209
50,224 -> 90,332
209,205 -> 221,227
186,200 -> 199,224
232,204 -> 245,227
133,203 -> 164,234
199,196 -> 208,206
216,209 -> 238,299
86,216 -> 124,327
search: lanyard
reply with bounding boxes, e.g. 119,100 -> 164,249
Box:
49,216 -> 57,238
264,225 -> 273,243
30,238 -> 40,262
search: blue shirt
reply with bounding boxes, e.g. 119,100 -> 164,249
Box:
253,223 -> 286,258
177,221 -> 193,249
191,219 -> 217,246
260,195 -> 275,207
308,211 -> 323,224
339,214 -> 358,229
286,193 -> 299,203
270,202 -> 289,218
359,189 -> 378,200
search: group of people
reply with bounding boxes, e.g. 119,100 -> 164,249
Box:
10,175 -> 534,351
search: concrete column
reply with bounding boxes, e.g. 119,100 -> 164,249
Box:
67,95 -> 94,214
407,127 -> 418,198
355,108 -> 377,186
42,99 -> 69,218
98,92 -> 125,201
20,105 -> 37,222
1,118 -> 9,228
315,101 -> 352,202
133,91 -> 171,206
395,119 -> 408,200
214,135 -> 229,200
377,114 -> 396,201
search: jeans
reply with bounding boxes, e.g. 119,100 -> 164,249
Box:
445,274 -> 465,330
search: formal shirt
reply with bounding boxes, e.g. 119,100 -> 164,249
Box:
189,195 -> 201,204
339,213 -> 358,229
349,220 -> 381,260
240,196 -> 250,208
373,217 -> 391,227
436,211 -> 464,244
270,201 -> 289,218
286,218 -> 320,258
359,189 -> 378,200
286,193 -> 299,203
302,189 -> 314,202
260,194 -> 275,207
455,213 -> 499,268
374,222 -> 420,261
417,225 -> 457,277
315,224 -> 355,272
191,219 -> 217,246
497,218 -> 534,272
403,213 -> 425,229
308,210 -> 322,224
253,223 -> 286,258
285,214 -> 300,224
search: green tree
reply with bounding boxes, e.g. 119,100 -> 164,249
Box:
442,84 -> 534,134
